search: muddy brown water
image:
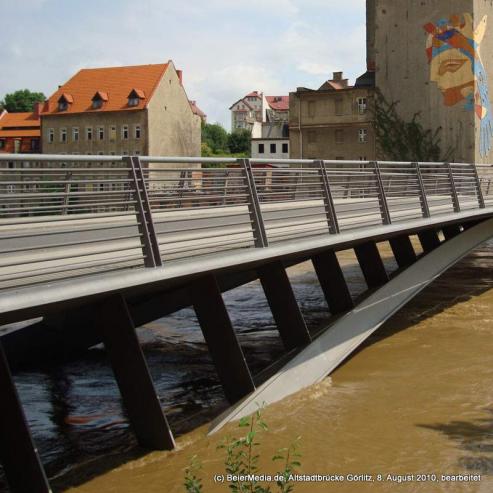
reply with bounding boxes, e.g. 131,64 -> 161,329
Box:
1,239 -> 493,493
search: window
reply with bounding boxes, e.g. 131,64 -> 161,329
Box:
308,101 -> 316,117
122,125 -> 129,140
359,156 -> 368,161
31,139 -> 39,151
60,128 -> 67,143
270,143 -> 276,153
86,127 -> 93,141
0,140 -> 4,149
357,97 -> 367,114
72,127 -> 79,142
48,128 -> 54,143
134,125 -> 141,139
92,99 -> 103,109
258,143 -> 264,154
335,98 -> 343,115
110,126 -> 117,141
282,143 -> 288,153
98,126 -> 104,140
58,100 -> 68,111
308,130 -> 317,144
358,128 -> 368,143
335,129 -> 344,144
122,150 -> 129,155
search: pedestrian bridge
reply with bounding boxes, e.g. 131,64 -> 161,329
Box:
0,154 -> 492,493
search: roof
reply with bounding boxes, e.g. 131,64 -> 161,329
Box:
245,91 -> 261,98
0,111 -> 40,128
42,63 -> 170,115
229,98 -> 254,110
189,100 -> 206,118
0,129 -> 41,138
266,96 -> 289,111
318,80 -> 353,91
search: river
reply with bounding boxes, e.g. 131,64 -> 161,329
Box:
1,238 -> 492,492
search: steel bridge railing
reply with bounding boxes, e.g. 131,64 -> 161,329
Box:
0,154 -> 492,290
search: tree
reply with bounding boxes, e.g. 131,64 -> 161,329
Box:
227,129 -> 251,154
202,123 -> 229,153
1,89 -> 46,113
373,90 -> 454,162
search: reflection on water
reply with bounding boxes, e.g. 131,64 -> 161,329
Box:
1,240 -> 493,492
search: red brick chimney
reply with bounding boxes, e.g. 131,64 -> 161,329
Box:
33,102 -> 43,119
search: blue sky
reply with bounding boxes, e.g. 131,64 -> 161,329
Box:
0,0 -> 366,129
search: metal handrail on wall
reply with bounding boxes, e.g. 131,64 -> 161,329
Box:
0,154 -> 492,289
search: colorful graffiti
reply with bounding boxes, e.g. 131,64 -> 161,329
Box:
424,13 -> 493,157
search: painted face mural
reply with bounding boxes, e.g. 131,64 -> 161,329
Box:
424,13 -> 493,157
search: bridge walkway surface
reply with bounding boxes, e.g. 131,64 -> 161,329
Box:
0,154 -> 492,493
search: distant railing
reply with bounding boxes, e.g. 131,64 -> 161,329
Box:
0,154 -> 492,290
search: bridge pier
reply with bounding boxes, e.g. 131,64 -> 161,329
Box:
96,295 -> 175,451
389,235 -> 417,269
189,274 -> 255,404
258,261 -> 311,350
312,250 -> 354,314
418,229 -> 442,253
0,343 -> 52,493
354,241 -> 389,288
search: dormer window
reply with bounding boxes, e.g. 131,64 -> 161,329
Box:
127,89 -> 145,107
57,93 -> 73,112
92,91 -> 108,110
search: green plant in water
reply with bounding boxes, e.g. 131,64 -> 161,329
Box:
184,455 -> 203,493
184,410 -> 301,492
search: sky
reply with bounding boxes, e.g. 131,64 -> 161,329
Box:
0,0 -> 366,129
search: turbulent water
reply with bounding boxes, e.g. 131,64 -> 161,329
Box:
1,239 -> 493,493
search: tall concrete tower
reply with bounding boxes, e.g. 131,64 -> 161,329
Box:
373,0 -> 493,163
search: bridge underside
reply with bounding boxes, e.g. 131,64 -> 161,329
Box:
1,214 -> 492,492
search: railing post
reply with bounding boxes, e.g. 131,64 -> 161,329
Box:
240,158 -> 268,248
124,156 -> 163,267
471,163 -> 486,209
414,162 -> 431,218
372,161 -> 391,225
61,170 -> 72,215
446,162 -> 461,213
316,160 -> 339,234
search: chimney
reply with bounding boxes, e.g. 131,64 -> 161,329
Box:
366,0 -> 376,71
33,102 -> 43,119
177,70 -> 183,85
333,71 -> 343,81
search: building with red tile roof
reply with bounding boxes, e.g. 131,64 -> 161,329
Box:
0,106 -> 41,154
41,61 -> 201,160
230,91 -> 289,132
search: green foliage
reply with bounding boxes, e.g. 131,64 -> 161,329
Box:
373,90 -> 455,162
1,89 -> 46,113
227,129 -> 251,154
202,123 -> 229,154
184,455 -> 203,493
184,410 -> 301,492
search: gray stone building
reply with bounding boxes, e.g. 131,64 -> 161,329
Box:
370,0 -> 493,163
289,72 -> 376,161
